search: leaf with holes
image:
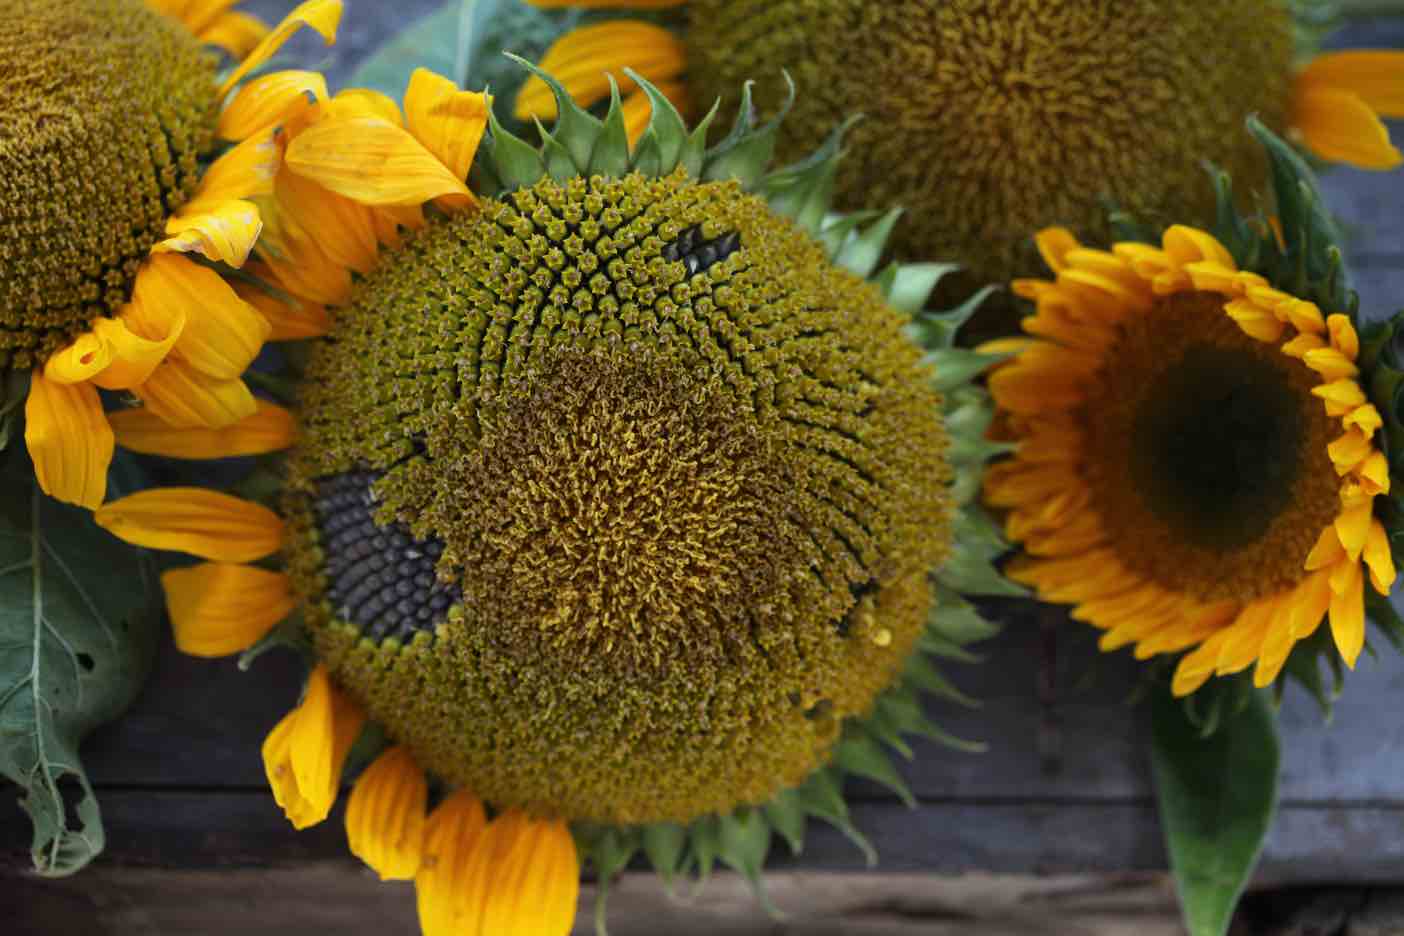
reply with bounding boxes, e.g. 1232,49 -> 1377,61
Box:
0,446 -> 158,876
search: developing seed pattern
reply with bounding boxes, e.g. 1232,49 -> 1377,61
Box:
314,470 -> 462,643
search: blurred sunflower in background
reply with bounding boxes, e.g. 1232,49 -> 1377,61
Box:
93,63 -> 1019,934
984,119 -> 1404,699
0,0 -> 342,508
513,0 -> 1404,290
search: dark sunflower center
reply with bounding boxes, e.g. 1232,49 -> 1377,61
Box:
0,0 -> 217,369
1131,346 -> 1304,552
1082,290 -> 1339,602
285,171 -> 951,824
684,0 -> 1294,283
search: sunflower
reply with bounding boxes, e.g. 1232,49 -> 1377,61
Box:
984,119 -> 1401,698
0,0 -> 343,509
93,65 -> 1014,933
513,0 -> 1404,287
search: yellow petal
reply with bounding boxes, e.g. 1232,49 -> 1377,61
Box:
516,21 -> 686,121
172,0 -> 241,34
1171,628 -> 1235,697
43,331 -> 113,385
156,199 -> 263,267
96,488 -> 284,562
1358,452 -> 1391,496
622,80 -> 689,144
1297,50 -> 1404,119
163,562 -> 295,657
1365,518 -> 1397,594
1345,404 -> 1384,436
183,129 -> 279,215
346,745 -> 428,881
1303,347 -> 1359,381
405,69 -> 490,183
24,376 -> 112,510
91,317 -> 184,391
285,116 -> 473,208
218,70 -> 329,141
237,283 -> 333,341
275,170 -> 381,275
286,665 -> 365,828
1305,523 -> 1346,571
199,10 -> 268,60
1327,314 -> 1361,360
416,791 -> 490,936
1291,84 -> 1401,170
112,399 -> 296,459
219,0 -> 343,100
1225,298 -> 1285,343
159,270 -> 270,382
480,812 -> 580,936
1328,428 -> 1374,476
1162,226 -> 1235,269
1328,559 -> 1366,667
1313,379 -> 1368,411
1335,492 -> 1374,561
134,361 -> 257,429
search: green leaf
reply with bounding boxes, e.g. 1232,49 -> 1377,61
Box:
347,1 -> 464,98
0,447 -> 159,876
1151,686 -> 1280,936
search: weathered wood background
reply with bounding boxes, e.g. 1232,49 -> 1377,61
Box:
5,3 -> 1404,933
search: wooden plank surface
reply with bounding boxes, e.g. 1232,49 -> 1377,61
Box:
5,0 -> 1404,889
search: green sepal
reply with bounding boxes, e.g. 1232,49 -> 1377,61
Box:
533,117 -> 579,182
622,68 -> 689,172
907,284 -> 999,350
834,209 -> 903,280
505,53 -> 603,172
925,347 -> 1013,394
237,611 -> 311,671
887,263 -> 959,317
640,821 -> 688,891
816,211 -> 882,261
793,767 -> 877,866
762,788 -> 807,856
716,809 -> 781,917
684,814 -> 721,893
904,652 -> 979,707
588,79 -> 633,179
937,544 -> 1027,598
1275,626 -> 1344,720
760,115 -> 858,235
574,823 -> 642,935
484,102 -> 546,191
0,368 -> 31,453
702,76 -> 793,188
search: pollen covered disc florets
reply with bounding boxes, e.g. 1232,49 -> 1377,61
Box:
684,0 -> 1294,282
285,169 -> 952,824
0,0 -> 216,368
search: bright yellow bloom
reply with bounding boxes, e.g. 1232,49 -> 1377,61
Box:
2,0 -> 342,508
514,0 -> 1404,283
986,226 -> 1396,696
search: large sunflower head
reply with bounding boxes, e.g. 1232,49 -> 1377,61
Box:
513,0 -> 1404,288
0,0 -> 343,509
95,64 -> 1014,933
985,117 -> 1402,702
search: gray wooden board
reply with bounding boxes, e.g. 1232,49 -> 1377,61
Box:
5,0 -> 1404,879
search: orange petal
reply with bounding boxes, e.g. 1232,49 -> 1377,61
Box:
284,116 -> 474,207
96,488 -> 284,562
1297,50 -> 1404,119
24,375 -> 112,510
163,562 -> 295,657
346,746 -> 429,881
1291,84 -> 1401,170
112,399 -> 296,459
405,69 -> 489,183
